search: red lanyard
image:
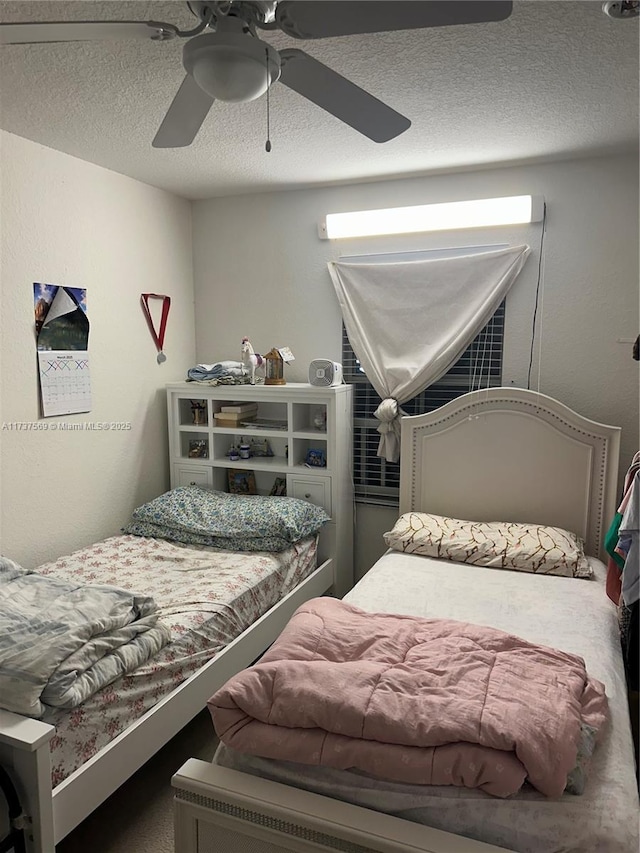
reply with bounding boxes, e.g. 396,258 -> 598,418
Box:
141,294 -> 171,364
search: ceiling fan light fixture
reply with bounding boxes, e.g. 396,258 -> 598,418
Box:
183,31 -> 280,103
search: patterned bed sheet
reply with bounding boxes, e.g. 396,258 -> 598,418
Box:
216,550 -> 639,853
35,533 -> 318,786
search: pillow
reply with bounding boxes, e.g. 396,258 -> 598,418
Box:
123,486 -> 329,552
123,519 -> 293,553
383,513 -> 593,579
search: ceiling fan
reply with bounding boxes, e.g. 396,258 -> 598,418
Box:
0,1 -> 513,149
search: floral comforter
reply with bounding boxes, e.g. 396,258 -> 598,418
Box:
35,533 -> 318,786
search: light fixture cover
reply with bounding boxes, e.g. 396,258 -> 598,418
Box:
183,32 -> 281,103
320,195 -> 544,239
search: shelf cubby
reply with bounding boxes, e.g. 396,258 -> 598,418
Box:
291,437 -> 328,470
180,431 -> 209,460
291,402 -> 327,435
179,397 -> 209,427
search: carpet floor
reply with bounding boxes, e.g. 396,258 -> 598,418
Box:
56,709 -> 218,853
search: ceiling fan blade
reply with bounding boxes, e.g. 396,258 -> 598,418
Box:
152,75 -> 215,149
0,20 -> 178,45
276,1 -> 512,39
279,49 -> 410,143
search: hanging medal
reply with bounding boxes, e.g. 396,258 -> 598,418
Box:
141,293 -> 171,364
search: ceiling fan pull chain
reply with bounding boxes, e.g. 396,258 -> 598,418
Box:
265,47 -> 272,153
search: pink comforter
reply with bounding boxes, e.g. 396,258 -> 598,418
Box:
209,598 -> 608,797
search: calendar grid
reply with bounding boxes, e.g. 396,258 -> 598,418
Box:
38,350 -> 92,416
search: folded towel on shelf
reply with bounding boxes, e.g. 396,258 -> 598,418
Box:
187,361 -> 247,382
0,556 -> 170,717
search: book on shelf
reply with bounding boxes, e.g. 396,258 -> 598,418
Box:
219,402 -> 259,415
241,418 -> 288,430
214,412 -> 256,426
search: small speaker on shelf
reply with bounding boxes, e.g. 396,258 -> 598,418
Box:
308,359 -> 343,387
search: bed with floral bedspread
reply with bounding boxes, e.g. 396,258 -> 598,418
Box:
35,532 -> 318,785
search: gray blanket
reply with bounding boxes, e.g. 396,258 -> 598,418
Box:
0,556 -> 171,717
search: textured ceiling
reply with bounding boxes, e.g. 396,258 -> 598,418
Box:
0,1 -> 638,199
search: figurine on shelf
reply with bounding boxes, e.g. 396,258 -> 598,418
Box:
241,337 -> 264,385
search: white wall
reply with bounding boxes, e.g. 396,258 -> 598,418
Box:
0,131 -> 195,568
193,154 -> 639,579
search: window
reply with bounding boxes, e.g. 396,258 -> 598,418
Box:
342,301 -> 505,505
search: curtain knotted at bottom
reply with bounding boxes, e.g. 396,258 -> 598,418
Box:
328,244 -> 531,462
374,397 -> 403,463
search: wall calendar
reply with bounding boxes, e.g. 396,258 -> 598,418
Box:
34,283 -> 92,416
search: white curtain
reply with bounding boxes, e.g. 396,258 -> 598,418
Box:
328,244 -> 531,462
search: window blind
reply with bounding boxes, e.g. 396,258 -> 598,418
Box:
343,301 -> 506,505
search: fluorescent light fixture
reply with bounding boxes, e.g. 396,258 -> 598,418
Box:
319,195 -> 544,240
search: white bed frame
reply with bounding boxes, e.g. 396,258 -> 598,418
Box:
171,387 -> 622,853
0,555 -> 337,852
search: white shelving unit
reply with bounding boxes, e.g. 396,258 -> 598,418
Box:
166,382 -> 354,596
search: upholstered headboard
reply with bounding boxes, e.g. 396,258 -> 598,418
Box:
399,388 -> 621,559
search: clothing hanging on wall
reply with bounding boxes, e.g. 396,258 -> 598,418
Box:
619,471 -> 639,607
605,452 -> 640,604
619,472 -> 639,693
605,453 -> 640,694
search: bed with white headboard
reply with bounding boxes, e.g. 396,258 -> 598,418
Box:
172,388 -> 638,853
398,386 -> 617,558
